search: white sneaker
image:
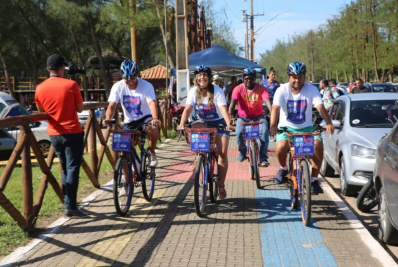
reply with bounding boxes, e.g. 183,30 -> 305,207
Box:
149,152 -> 158,167
119,175 -> 127,196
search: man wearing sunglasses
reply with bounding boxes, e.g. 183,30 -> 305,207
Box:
229,68 -> 272,167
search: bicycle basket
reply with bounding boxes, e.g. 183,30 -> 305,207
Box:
240,121 -> 262,140
185,128 -> 217,152
293,135 -> 315,156
111,130 -> 140,152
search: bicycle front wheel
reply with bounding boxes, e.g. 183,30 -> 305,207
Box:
299,159 -> 311,226
209,150 -> 219,203
113,154 -> 134,216
142,148 -> 155,201
194,154 -> 207,217
251,141 -> 260,189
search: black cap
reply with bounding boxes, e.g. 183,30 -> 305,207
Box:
47,54 -> 67,69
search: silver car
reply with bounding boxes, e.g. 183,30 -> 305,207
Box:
320,93 -> 398,196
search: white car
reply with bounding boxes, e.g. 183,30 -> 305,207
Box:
0,129 -> 16,161
78,101 -> 105,127
0,94 -> 52,158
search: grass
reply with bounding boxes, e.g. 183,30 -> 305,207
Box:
0,151 -> 114,257
0,130 -> 177,257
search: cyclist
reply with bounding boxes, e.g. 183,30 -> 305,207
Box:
269,62 -> 334,193
260,67 -> 280,104
178,65 -> 233,199
103,59 -> 160,167
229,67 -> 272,167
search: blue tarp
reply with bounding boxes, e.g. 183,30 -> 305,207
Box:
170,45 -> 266,77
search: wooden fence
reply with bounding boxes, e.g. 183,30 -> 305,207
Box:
0,101 -> 170,232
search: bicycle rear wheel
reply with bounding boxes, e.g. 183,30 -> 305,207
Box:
194,154 -> 207,217
251,141 -> 260,189
209,150 -> 219,203
142,148 -> 155,201
249,141 -> 255,180
113,154 -> 134,216
299,159 -> 311,226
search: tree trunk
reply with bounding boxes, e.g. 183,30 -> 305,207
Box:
70,27 -> 89,101
152,0 -> 176,68
0,50 -> 16,99
84,0 -> 110,98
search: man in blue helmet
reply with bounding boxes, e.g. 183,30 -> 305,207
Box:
229,67 -> 272,168
269,62 -> 334,194
103,59 -> 160,167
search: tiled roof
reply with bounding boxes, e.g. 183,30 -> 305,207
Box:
140,65 -> 170,80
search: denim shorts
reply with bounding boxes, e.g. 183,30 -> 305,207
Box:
276,125 -> 322,143
201,119 -> 230,137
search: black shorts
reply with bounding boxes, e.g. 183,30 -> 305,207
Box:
122,115 -> 152,131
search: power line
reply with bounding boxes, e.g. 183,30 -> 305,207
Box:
223,0 -> 241,21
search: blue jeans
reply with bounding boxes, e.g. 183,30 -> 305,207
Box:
236,116 -> 269,161
50,132 -> 84,210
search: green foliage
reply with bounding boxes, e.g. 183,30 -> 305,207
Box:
258,0 -> 398,82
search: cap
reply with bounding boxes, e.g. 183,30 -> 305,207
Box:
47,54 -> 67,70
212,74 -> 221,81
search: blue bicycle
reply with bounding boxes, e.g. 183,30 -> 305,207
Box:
278,126 -> 322,226
184,122 -> 225,217
110,120 -> 156,216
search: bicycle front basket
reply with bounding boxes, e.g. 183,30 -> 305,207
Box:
186,128 -> 217,152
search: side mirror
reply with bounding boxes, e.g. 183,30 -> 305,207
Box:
331,120 -> 342,128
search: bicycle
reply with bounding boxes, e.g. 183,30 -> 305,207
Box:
240,121 -> 263,189
183,122 -> 225,217
356,179 -> 379,212
278,126 -> 323,226
109,120 -> 156,216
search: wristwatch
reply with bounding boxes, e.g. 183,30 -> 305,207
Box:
228,122 -> 233,125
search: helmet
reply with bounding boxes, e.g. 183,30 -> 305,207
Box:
120,59 -> 139,79
287,62 -> 307,75
243,67 -> 256,77
194,65 -> 212,77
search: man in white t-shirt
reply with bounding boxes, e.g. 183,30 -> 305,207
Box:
269,62 -> 334,193
103,59 -> 160,167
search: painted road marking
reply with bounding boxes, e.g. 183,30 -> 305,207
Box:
256,189 -> 338,267
76,188 -> 166,267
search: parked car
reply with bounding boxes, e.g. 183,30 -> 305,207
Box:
78,101 -> 104,127
320,93 -> 398,196
0,128 -> 17,161
310,82 -> 320,92
0,99 -> 52,157
370,83 -> 397,93
0,92 -> 20,115
374,116 -> 398,245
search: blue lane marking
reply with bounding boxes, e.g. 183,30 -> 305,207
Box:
256,189 -> 338,267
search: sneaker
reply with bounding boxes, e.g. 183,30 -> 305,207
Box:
237,152 -> 246,162
311,180 -> 324,194
149,152 -> 158,167
275,168 -> 288,184
260,160 -> 270,167
64,208 -> 88,218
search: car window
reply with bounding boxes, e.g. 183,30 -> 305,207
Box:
350,100 -> 398,127
0,103 -> 6,114
0,129 -> 11,138
335,103 -> 344,121
329,104 -> 340,120
392,128 -> 398,146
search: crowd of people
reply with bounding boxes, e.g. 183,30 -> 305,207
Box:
36,52 -> 368,217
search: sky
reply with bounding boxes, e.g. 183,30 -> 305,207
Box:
212,0 -> 351,62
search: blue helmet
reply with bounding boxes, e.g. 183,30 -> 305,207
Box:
194,65 -> 212,77
243,67 -> 256,77
287,62 -> 307,75
120,59 -> 139,79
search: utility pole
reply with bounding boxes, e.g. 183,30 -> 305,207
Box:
129,0 -> 139,67
250,0 -> 254,62
242,10 -> 249,59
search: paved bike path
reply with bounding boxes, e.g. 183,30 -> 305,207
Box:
0,137 -> 393,266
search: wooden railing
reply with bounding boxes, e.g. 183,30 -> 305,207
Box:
0,101 -> 171,231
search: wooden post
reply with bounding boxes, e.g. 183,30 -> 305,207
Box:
20,125 -> 33,222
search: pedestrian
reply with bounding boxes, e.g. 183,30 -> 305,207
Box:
351,78 -> 370,94
35,54 -> 86,218
212,74 -> 221,86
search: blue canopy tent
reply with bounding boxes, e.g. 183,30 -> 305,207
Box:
170,45 -> 266,77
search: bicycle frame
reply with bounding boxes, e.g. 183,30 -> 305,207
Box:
128,136 -> 149,182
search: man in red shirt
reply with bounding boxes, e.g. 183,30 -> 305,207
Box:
229,68 -> 272,167
35,54 -> 86,218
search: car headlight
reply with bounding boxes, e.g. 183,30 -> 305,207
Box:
350,144 -> 376,159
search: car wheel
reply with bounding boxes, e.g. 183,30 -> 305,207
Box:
320,157 -> 334,177
339,156 -> 357,196
38,141 -> 51,158
379,186 -> 398,245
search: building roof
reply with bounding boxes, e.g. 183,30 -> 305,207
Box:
140,65 -> 170,80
